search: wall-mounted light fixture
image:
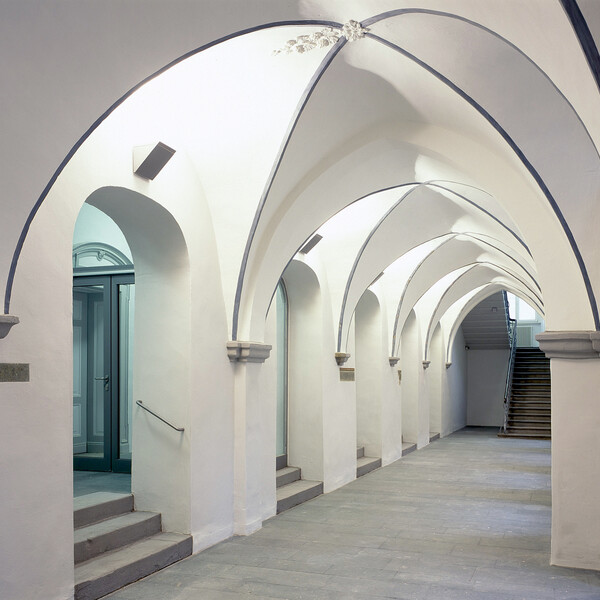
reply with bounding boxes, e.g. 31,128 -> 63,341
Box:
299,234 -> 323,254
133,142 -> 176,180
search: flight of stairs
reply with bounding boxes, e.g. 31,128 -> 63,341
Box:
356,446 -> 381,477
500,347 -> 551,440
74,492 -> 192,600
276,467 -> 323,513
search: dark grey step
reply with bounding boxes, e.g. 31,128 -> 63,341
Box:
74,511 -> 161,564
429,432 -> 440,442
276,480 -> 323,513
356,456 -> 382,478
402,442 -> 417,456
276,466 -> 301,489
74,493 -> 133,529
498,432 -> 551,440
508,425 -> 551,432
74,532 -> 192,600
509,413 -> 550,420
356,446 -> 365,459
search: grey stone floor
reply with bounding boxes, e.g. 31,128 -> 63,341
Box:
74,470 -> 131,497
105,427 -> 600,599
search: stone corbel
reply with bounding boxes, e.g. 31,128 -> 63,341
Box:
0,315 -> 19,339
227,341 -> 272,363
422,360 -> 431,369
536,331 -> 599,359
389,356 -> 400,367
335,352 -> 351,366
591,332 -> 600,354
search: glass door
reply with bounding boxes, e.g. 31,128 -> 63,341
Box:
73,274 -> 134,473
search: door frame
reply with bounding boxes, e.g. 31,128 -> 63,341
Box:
73,272 -> 134,473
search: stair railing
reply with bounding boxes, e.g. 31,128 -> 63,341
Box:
136,400 -> 184,432
502,318 -> 518,434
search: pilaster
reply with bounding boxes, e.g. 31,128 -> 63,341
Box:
227,341 -> 272,535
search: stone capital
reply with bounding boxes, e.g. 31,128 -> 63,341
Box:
0,315 -> 19,339
227,341 -> 272,363
388,356 -> 400,367
536,331 -> 599,359
335,352 -> 351,366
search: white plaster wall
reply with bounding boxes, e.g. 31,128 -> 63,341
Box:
444,327 -> 468,436
466,348 -> 509,427
259,294 -> 279,521
284,261 -> 324,481
0,212 -> 74,600
400,311 -> 422,445
73,203 -> 132,260
428,325 -> 443,435
355,291 -> 383,457
551,358 -> 600,571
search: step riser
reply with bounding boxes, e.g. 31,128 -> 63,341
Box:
74,495 -> 133,529
75,536 -> 193,600
277,482 -> 323,514
276,468 -> 301,489
357,458 -> 382,478
74,513 -> 162,564
356,447 -> 365,459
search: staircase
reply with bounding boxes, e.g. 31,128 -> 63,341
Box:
356,446 -> 381,478
461,292 -> 511,349
500,347 -> 551,439
276,467 -> 323,513
74,492 -> 192,600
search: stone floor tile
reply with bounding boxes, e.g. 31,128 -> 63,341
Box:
105,428 -> 600,600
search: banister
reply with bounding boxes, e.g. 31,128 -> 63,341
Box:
136,400 -> 184,432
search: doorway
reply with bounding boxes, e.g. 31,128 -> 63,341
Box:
73,273 -> 135,473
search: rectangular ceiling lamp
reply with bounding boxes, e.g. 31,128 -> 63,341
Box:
133,142 -> 176,180
299,234 -> 323,254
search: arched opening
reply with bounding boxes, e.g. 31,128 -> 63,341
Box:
428,323 -> 443,438
72,203 -> 135,478
355,289 -> 383,460
400,309 -> 428,447
275,281 -> 289,469
83,187 -> 192,533
282,260 -> 324,482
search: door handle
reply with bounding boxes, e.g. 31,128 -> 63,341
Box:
94,375 -> 110,391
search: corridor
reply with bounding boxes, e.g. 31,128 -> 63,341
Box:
105,428 -> 600,599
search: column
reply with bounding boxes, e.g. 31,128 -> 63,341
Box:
537,331 -> 600,570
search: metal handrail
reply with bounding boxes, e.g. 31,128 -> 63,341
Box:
136,400 -> 184,432
502,318 -> 518,434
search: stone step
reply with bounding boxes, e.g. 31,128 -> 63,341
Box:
498,431 -> 551,440
74,493 -> 133,529
402,442 -> 417,456
356,456 -> 381,478
276,480 -> 323,514
508,424 -> 551,432
429,432 -> 440,442
276,466 -> 301,489
509,413 -> 551,420
74,532 -> 192,600
74,511 -> 162,564
356,446 -> 364,459
508,421 -> 550,428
